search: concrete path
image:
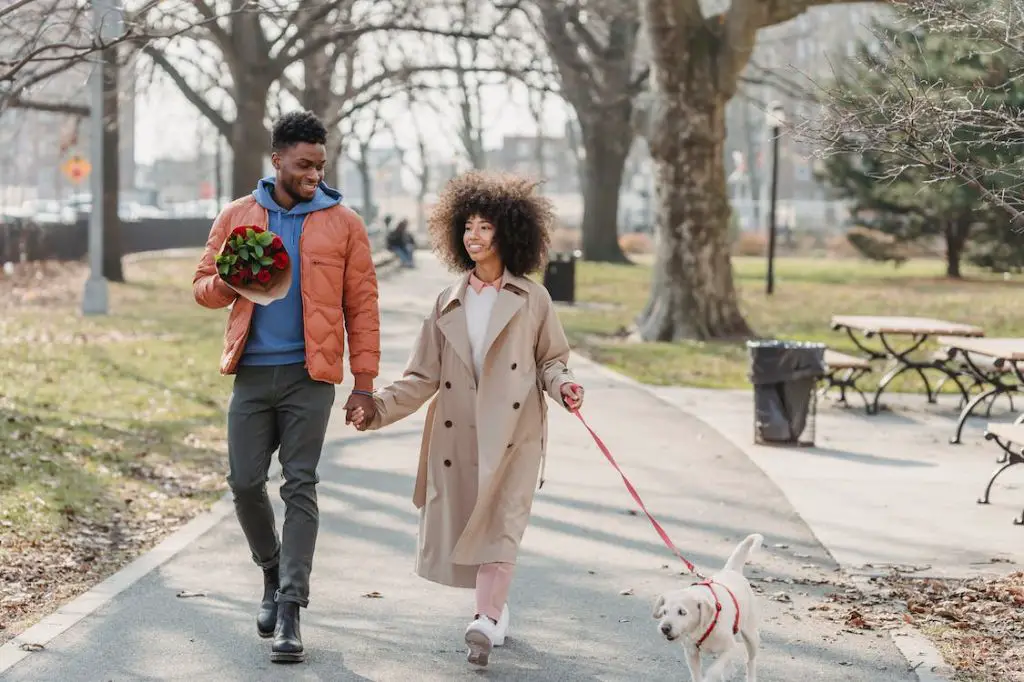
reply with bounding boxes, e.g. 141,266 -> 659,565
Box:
2,254 -> 917,681
650,387 -> 1024,579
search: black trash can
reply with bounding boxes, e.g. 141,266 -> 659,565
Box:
544,250 -> 579,303
747,340 -> 827,446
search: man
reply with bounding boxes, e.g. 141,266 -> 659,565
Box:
193,110 -> 378,663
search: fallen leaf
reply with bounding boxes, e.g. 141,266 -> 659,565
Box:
19,643 -> 44,652
362,591 -> 384,599
176,590 -> 207,599
620,588 -> 634,596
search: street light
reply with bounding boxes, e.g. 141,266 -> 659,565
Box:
82,0 -> 122,315
765,101 -> 785,296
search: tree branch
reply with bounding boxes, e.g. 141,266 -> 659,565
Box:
142,43 -> 231,137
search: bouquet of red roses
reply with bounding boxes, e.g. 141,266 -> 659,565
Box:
215,225 -> 292,305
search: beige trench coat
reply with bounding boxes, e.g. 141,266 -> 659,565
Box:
368,271 -> 575,588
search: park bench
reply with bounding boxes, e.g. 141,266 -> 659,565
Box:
980,422 -> 1024,526
819,349 -> 873,410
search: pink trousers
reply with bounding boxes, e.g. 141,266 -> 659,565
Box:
475,562 -> 515,622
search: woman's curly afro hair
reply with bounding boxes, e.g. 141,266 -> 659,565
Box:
428,171 -> 554,278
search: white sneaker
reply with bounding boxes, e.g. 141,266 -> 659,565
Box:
465,617 -> 498,666
493,604 -> 509,647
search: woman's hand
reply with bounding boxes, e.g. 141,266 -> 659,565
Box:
348,406 -> 368,431
560,383 -> 584,412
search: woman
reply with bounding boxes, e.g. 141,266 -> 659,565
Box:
349,171 -> 584,667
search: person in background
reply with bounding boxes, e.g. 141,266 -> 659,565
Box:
349,171 -> 584,669
386,217 -> 416,268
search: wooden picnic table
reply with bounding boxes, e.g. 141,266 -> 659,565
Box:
936,336 -> 1024,444
830,315 -> 985,414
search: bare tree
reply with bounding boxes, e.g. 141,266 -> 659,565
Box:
531,0 -> 647,263
344,102 -> 389,223
636,0 -> 874,342
0,0 -> 218,114
140,0 -> 513,198
806,0 -> 1024,227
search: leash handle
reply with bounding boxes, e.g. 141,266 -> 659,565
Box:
572,409 -> 704,579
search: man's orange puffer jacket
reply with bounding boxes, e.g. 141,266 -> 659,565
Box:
192,195 -> 380,390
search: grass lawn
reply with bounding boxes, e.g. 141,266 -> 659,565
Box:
0,256 -> 230,642
561,256 -> 1023,389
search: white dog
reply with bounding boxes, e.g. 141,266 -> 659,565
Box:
652,533 -> 763,682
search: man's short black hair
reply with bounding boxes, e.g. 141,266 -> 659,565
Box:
271,111 -> 328,150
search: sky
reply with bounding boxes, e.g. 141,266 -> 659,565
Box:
132,66 -> 573,168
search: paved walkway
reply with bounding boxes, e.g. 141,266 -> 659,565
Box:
2,254 -> 917,681
651,387 -> 1024,579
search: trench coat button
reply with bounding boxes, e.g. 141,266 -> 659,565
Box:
444,459 -> 452,467
445,381 -> 452,389
444,420 -> 453,428
507,443 -> 513,448
511,362 -> 517,370
513,402 -> 520,409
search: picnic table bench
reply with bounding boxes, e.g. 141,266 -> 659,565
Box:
981,422 -> 1024,526
935,336 -> 1024,444
819,349 -> 873,409
830,315 -> 984,414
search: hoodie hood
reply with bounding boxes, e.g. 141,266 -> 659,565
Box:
253,176 -> 342,216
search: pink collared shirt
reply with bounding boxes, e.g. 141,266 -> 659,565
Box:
469,270 -> 504,294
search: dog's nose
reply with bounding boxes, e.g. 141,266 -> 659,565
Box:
660,623 -> 672,635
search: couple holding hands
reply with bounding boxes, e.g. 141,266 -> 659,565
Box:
193,110 -> 583,668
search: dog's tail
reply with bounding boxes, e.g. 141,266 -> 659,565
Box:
723,533 -> 764,574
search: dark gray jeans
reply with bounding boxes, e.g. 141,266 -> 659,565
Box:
227,363 -> 335,608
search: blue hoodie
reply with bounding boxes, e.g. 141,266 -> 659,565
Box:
239,176 -> 343,367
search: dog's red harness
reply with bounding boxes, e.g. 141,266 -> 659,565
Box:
695,579 -> 741,648
572,410 -> 743,645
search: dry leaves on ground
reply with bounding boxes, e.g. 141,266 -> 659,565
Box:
811,572 -> 1024,682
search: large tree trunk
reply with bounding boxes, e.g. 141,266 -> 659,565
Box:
576,109 -> 634,263
101,45 -> 123,283
579,133 -> 631,262
230,84 -> 268,198
637,33 -> 752,341
944,220 -> 968,279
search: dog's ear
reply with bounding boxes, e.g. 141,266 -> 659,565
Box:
652,595 -> 666,619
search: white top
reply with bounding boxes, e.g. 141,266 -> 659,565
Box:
465,286 -> 499,379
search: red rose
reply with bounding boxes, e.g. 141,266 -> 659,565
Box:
272,252 -> 289,269
256,268 -> 271,284
229,273 -> 243,286
231,225 -> 248,237
271,236 -> 283,250
251,225 -> 266,233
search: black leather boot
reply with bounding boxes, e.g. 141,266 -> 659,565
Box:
270,602 -> 304,663
256,566 -> 279,638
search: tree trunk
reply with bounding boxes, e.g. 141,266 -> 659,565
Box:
101,46 -> 123,283
579,135 -> 630,262
944,220 -> 967,279
637,36 -> 752,341
230,87 -> 268,198
357,150 -> 375,224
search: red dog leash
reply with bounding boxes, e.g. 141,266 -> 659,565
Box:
572,410 -> 706,580
572,409 -> 744,646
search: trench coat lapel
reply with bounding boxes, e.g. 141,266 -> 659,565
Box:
480,277 -> 528,362
435,275 -> 475,377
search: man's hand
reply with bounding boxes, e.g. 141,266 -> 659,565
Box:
345,392 -> 376,431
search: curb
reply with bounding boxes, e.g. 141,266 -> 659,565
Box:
568,353 -> 956,682
0,493 -> 236,675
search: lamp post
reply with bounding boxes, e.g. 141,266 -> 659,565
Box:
765,102 -> 784,296
81,0 -> 122,315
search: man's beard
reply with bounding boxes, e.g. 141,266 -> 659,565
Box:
283,179 -> 314,204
